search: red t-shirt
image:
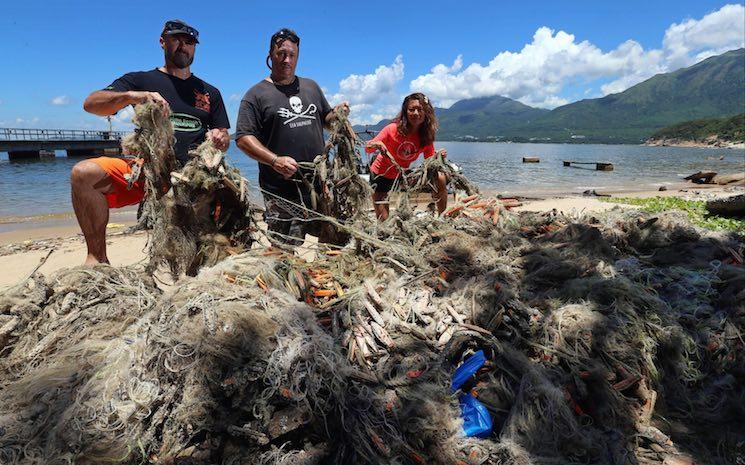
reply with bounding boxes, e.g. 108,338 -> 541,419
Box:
366,123 -> 435,179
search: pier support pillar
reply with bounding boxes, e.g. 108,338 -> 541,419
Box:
8,150 -> 41,161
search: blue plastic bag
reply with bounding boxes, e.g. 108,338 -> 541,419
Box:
451,350 -> 493,437
459,393 -> 493,438
451,350 -> 486,392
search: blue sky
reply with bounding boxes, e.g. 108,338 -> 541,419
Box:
0,0 -> 743,130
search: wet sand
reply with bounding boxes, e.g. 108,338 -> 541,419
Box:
0,207 -> 139,244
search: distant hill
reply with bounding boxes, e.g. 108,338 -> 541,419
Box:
355,48 -> 745,144
646,113 -> 745,147
353,95 -> 547,139
435,96 -> 548,140
513,48 -> 745,143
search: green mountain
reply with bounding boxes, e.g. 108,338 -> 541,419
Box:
648,113 -> 745,143
435,96 -> 548,140
511,48 -> 745,143
353,96 -> 548,139
354,48 -> 745,144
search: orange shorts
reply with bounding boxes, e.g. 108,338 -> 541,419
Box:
88,157 -> 145,209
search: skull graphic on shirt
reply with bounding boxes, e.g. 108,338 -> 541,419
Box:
278,96 -> 318,125
289,96 -> 303,113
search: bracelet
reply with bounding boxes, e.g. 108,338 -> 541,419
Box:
270,155 -> 278,166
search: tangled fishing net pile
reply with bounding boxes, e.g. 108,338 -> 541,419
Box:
1,104 -> 743,465
122,102 -> 260,276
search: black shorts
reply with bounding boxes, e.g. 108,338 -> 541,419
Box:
370,170 -> 412,194
370,172 -> 396,194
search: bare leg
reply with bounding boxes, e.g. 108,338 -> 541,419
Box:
433,172 -> 448,215
70,161 -> 114,265
372,191 -> 390,221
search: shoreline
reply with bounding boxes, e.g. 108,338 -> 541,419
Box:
0,182 -> 739,247
644,138 -> 745,149
0,207 -> 139,245
0,183 -> 742,290
0,180 -> 726,232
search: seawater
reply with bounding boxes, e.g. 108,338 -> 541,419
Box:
1,142 -> 743,220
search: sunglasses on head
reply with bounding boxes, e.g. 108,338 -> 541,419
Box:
271,29 -> 300,47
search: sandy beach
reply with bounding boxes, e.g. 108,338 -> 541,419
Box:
0,183 -> 741,290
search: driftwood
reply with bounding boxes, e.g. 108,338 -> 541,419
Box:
583,189 -> 611,197
684,171 -> 717,184
712,172 -> 745,185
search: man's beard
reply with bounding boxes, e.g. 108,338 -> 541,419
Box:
168,50 -> 194,69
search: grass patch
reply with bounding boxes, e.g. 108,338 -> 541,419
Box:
600,196 -> 745,232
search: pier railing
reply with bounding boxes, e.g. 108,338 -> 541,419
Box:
0,128 -> 126,141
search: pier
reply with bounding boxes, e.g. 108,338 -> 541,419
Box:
0,128 -> 126,160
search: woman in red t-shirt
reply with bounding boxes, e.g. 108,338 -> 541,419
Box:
365,92 -> 448,220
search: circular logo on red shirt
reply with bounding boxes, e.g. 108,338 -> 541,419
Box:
396,141 -> 418,163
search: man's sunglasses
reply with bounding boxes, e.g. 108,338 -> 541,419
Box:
271,29 -> 300,47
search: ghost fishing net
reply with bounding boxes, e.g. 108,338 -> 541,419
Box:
406,149 -> 479,197
1,101 -> 744,464
2,206 -> 743,465
122,102 -> 260,277
285,106 -> 373,245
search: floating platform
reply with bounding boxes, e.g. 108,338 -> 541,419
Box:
522,157 -> 540,163
563,160 -> 614,171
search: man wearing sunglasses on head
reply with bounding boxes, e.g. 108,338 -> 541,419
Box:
71,19 -> 230,265
235,28 -> 348,244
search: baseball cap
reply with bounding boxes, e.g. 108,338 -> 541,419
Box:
162,19 -> 199,43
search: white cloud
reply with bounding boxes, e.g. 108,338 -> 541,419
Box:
663,4 -> 745,69
50,95 -> 70,106
329,55 -> 405,125
229,93 -> 241,102
410,4 -> 744,109
109,106 -> 135,130
331,55 -> 404,105
14,117 -> 40,126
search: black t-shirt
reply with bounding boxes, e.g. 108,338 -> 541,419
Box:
106,69 -> 230,164
235,77 -> 331,199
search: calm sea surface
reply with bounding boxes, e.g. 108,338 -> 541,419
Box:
1,142 -> 743,220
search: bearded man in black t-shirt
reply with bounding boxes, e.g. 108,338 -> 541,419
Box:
71,19 -> 230,265
235,28 -> 348,244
